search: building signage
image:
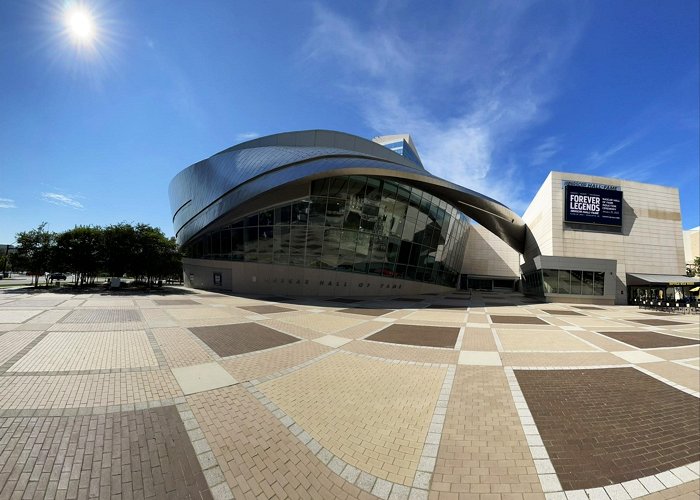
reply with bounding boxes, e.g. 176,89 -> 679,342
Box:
564,184 -> 622,226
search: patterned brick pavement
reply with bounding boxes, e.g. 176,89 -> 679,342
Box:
0,288 -> 698,499
596,330 -> 700,349
514,368 -> 700,490
188,323 -> 300,357
366,324 -> 460,348
0,406 -> 211,499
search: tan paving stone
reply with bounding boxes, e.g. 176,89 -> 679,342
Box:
151,326 -> 212,367
140,307 -> 179,327
567,329 -> 635,351
0,309 -> 44,323
256,317 -> 325,340
80,298 -> 135,307
260,352 -> 446,486
404,310 -> 469,324
640,479 -> 699,498
642,361 -> 700,392
0,330 -> 43,365
343,339 -> 460,364
165,306 -> 238,321
496,329 -> 599,352
188,385 -> 368,499
221,341 -> 332,382
431,366 -> 543,496
8,330 -> 158,372
278,312 -> 365,334
461,328 -> 498,351
0,370 -> 181,409
25,308 -> 71,324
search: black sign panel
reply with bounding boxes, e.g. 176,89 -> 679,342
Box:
565,185 -> 622,226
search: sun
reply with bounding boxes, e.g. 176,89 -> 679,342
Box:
63,5 -> 97,45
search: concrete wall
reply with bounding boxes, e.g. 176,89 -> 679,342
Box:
182,258 -> 455,297
461,223 -> 520,278
522,172 -> 685,304
684,227 -> 700,268
522,173 -> 553,261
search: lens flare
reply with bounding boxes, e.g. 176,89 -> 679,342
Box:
64,6 -> 96,44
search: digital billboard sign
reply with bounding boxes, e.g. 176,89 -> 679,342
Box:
564,185 -> 622,226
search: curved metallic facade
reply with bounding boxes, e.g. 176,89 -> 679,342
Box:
169,130 -> 526,290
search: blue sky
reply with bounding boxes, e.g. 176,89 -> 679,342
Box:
1,0 -> 698,244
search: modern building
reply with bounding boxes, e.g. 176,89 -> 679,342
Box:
169,130 -> 699,303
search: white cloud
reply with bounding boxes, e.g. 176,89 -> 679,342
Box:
586,134 -> 641,170
0,197 -> 16,208
41,192 -> 84,209
235,132 -> 260,142
531,137 -> 561,167
304,4 -> 585,213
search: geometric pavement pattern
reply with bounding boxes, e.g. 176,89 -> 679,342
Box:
0,286 -> 698,499
515,368 -> 700,490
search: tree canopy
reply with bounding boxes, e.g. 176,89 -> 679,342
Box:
13,222 -> 181,287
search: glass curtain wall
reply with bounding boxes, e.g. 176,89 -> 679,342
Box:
524,269 -> 606,296
184,176 -> 469,287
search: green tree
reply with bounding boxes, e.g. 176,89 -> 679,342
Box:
14,223 -> 56,287
688,256 -> 700,277
103,223 -> 136,278
55,226 -> 103,286
130,224 -> 181,285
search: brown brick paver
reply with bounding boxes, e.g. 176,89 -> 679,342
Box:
188,385 -> 371,499
189,322 -> 300,357
238,305 -> 296,315
431,366 -> 544,497
514,367 -> 700,490
366,324 -> 460,348
596,330 -> 700,349
489,316 -> 548,325
0,406 -> 211,499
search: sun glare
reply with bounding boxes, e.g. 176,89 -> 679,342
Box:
63,6 -> 96,45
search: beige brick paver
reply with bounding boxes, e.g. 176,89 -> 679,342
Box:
221,341 -> 332,382
431,366 -> 544,497
496,329 -> 599,352
0,330 -> 43,365
260,352 -> 446,486
343,339 -> 460,364
642,361 -> 700,392
0,370 -> 181,409
188,385 -> 371,499
8,330 -> 158,372
151,326 -> 212,368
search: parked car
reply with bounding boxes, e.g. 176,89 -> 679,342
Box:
50,273 -> 67,280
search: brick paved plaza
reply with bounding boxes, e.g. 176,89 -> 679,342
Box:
0,288 -> 698,499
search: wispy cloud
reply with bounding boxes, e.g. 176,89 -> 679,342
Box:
235,132 -> 260,142
0,198 -> 16,209
303,3 -> 586,213
585,133 -> 641,170
531,137 -> 561,167
41,192 -> 84,209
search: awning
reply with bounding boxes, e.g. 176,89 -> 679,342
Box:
626,273 -> 700,286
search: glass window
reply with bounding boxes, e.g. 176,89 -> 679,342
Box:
557,270 -> 571,294
245,214 -> 258,227
309,197 -> 326,225
328,177 -> 348,198
321,229 -> 340,269
220,229 -> 231,258
258,226 -> 273,263
311,178 -> 330,196
594,272 -> 605,296
570,270 -> 583,295
337,230 -> 357,271
325,199 -> 346,227
347,176 -> 366,200
543,269 -> 557,293
289,226 -> 306,265
244,227 -> 257,261
275,205 -> 291,225
291,201 -> 308,225
273,226 -> 289,264
231,229 -> 244,261
364,177 -> 381,202
582,271 -> 594,295
305,226 -> 323,268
